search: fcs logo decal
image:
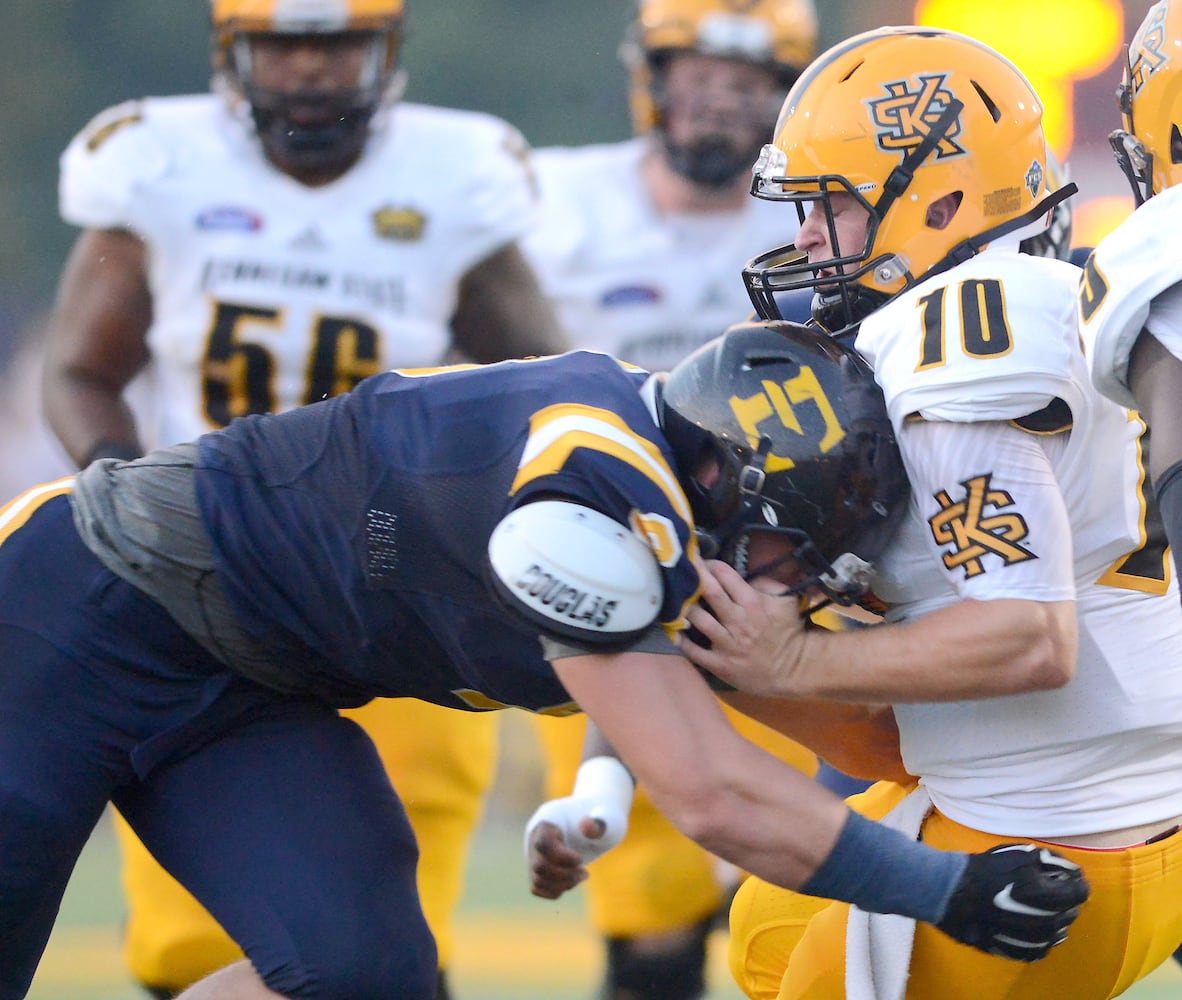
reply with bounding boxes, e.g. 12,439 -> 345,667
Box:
601,285 -> 662,307
196,207 -> 264,232
1024,159 -> 1045,200
929,473 -> 1035,578
867,73 -> 965,160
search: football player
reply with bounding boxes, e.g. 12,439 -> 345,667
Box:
670,26 -> 1182,1000
523,0 -> 817,371
41,2 -> 567,998
519,3 -> 822,996
1081,0 -> 1182,614
0,324 -> 1086,999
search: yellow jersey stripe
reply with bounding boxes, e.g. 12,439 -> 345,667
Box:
0,477 -> 75,546
512,404 -> 691,523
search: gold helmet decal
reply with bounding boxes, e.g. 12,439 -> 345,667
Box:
866,73 -> 967,161
1127,1 -> 1171,98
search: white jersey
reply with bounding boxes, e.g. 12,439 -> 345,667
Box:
856,245 -> 1182,837
59,94 -> 536,447
521,137 -> 801,373
1078,182 -> 1182,409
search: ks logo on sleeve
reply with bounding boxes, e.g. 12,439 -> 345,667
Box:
928,473 -> 1035,578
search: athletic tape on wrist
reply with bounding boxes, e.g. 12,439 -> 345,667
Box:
572,756 -> 635,815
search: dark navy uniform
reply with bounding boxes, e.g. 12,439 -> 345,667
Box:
192,350 -> 697,711
0,351 -> 700,1000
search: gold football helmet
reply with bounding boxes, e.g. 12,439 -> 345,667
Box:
1112,0 -> 1182,205
743,26 -> 1073,334
210,0 -> 405,175
623,0 -> 818,131
621,0 -> 817,186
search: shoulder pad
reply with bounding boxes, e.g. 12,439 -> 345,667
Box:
488,500 -> 663,649
60,99 -> 170,229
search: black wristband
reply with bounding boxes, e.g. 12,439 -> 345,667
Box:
81,439 -> 143,469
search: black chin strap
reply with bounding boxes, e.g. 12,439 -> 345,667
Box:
931,182 -> 1079,278
695,437 -> 773,562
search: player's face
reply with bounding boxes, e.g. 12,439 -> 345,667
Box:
662,52 -> 783,161
744,531 -> 808,590
248,31 -> 376,108
795,192 -> 871,283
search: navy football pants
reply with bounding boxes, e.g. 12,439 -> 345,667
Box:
0,496 -> 436,999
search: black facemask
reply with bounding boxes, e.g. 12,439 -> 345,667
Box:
246,85 -> 376,177
661,132 -> 765,189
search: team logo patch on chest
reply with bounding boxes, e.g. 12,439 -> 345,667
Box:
929,473 -> 1035,578
372,205 -> 427,241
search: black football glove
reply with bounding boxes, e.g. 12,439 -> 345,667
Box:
935,843 -> 1089,961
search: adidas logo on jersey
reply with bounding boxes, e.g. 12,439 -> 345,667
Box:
289,226 -> 328,251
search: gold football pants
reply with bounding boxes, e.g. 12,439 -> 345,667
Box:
728,779 -> 1182,1000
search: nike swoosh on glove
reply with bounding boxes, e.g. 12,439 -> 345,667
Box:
934,843 -> 1090,961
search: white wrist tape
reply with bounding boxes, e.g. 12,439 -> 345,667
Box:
523,755 -> 635,864
572,755 -> 635,810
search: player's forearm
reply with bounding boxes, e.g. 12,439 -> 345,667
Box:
42,373 -> 143,468
644,741 -> 962,923
555,651 -> 967,920
451,242 -> 570,361
791,598 -> 1076,703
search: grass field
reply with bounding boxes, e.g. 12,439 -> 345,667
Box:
26,805 -> 1182,1000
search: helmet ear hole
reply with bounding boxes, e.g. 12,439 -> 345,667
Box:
689,442 -> 724,491
924,191 -> 963,230
1171,123 -> 1182,165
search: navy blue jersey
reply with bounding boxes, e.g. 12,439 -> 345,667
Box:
193,351 -> 702,713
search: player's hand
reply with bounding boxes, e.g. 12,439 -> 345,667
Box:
526,818 -> 595,899
681,559 -> 808,696
935,843 -> 1089,961
524,795 -> 628,900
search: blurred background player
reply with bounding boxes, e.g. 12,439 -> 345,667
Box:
523,0 -> 816,372
41,1 -> 568,997
518,3 -> 826,998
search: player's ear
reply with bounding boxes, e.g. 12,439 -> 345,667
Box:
924,192 -> 963,230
